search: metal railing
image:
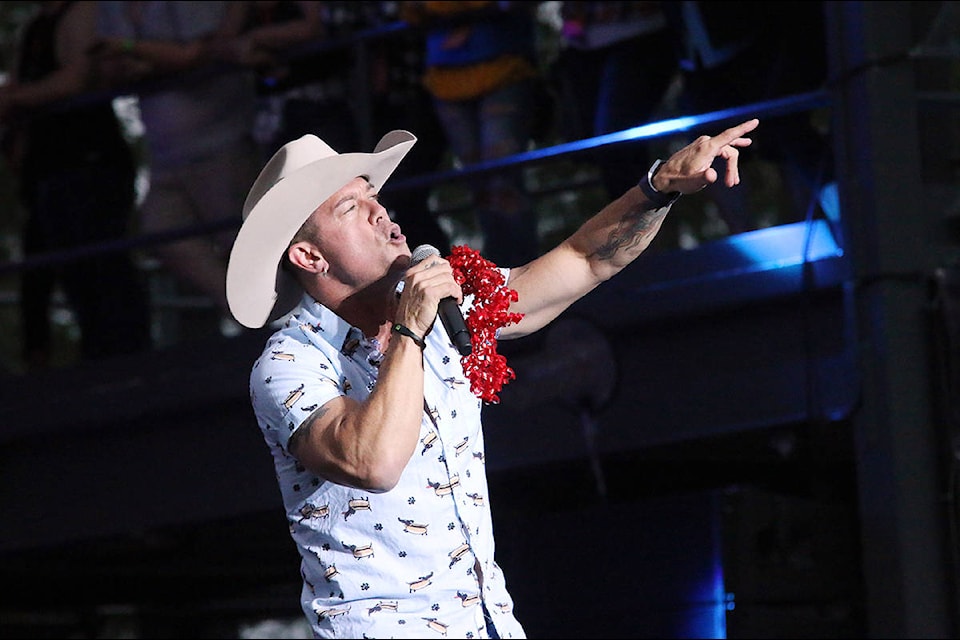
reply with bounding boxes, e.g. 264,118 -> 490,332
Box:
0,16 -> 836,366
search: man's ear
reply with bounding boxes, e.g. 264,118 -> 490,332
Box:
287,241 -> 328,276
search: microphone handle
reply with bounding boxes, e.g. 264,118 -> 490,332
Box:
439,297 -> 472,356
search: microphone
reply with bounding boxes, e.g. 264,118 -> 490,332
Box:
409,244 -> 472,356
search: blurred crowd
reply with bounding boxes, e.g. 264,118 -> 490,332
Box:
0,1 -> 832,373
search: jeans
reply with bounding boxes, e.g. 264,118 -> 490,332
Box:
432,79 -> 539,267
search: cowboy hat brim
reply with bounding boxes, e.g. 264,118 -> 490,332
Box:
226,131 -> 417,329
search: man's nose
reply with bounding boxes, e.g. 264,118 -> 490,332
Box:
369,200 -> 387,224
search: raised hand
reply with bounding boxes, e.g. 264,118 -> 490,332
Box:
654,118 -> 760,194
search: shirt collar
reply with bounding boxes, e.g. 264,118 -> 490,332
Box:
290,292 -> 355,353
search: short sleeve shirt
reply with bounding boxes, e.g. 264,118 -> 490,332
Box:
249,288 -> 526,639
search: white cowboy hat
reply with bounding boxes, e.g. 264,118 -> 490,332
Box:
226,130 -> 417,329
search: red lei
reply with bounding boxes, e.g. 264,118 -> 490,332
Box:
447,245 -> 524,403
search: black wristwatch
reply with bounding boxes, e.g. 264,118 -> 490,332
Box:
639,159 -> 681,209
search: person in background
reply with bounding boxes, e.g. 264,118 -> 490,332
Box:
365,1 -> 452,255
400,1 -> 543,267
238,0 -> 453,255
224,113 -> 759,637
233,0 -> 361,161
0,0 -> 151,370
230,0 -> 325,157
551,1 -> 679,199
92,1 -> 263,338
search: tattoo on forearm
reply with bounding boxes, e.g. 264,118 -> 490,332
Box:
591,207 -> 664,261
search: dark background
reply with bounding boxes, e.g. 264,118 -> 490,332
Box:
1,2 -> 958,638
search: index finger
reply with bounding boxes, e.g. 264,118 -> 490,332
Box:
716,118 -> 759,144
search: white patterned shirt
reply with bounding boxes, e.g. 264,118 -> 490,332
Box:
249,287 -> 525,639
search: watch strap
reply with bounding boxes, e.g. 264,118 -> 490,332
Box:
639,159 -> 681,209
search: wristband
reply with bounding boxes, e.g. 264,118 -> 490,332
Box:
639,159 -> 681,209
391,323 -> 426,351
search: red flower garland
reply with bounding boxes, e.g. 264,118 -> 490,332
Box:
447,245 -> 524,403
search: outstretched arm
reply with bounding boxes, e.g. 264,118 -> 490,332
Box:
500,118 -> 760,339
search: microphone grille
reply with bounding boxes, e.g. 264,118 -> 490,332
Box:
410,244 -> 441,266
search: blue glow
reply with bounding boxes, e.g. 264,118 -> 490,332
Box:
388,91 -> 831,192
723,219 -> 844,275
709,514 -> 729,639
624,220 -> 846,303
671,495 -> 731,639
